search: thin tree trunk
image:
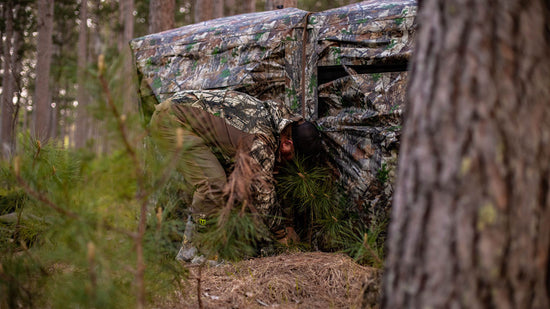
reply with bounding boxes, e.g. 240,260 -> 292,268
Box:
244,0 -> 255,13
149,0 -> 175,34
283,0 -> 297,8
226,0 -> 235,16
75,0 -> 89,149
382,0 -> 550,308
33,0 -> 54,143
1,1 -> 15,158
264,0 -> 272,10
194,0 -> 201,22
212,0 -> 223,19
119,0 -> 136,115
196,0 -> 213,21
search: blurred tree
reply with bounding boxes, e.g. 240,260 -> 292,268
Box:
213,0 -> 223,19
382,0 -> 550,308
0,0 -> 16,158
119,0 -> 137,115
226,0 -> 236,15
33,0 -> 54,143
50,0 -> 79,146
149,0 -> 175,34
75,0 -> 89,149
244,0 -> 255,12
195,0 -> 213,22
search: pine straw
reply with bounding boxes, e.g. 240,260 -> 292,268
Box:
160,251 -> 381,308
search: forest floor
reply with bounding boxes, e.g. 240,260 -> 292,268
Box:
156,251 -> 381,308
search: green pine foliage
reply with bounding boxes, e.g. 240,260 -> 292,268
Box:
339,218 -> 387,269
0,120 -> 188,307
0,40 -> 210,300
195,210 -> 271,262
276,157 -> 387,268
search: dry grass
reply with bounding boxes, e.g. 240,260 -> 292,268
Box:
158,251 -> 381,308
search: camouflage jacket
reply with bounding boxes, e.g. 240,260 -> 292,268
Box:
159,90 -> 296,228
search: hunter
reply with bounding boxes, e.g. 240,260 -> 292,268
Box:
149,90 -> 322,262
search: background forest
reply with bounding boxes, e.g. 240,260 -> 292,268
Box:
0,0 -> 361,155
0,1 -> 371,308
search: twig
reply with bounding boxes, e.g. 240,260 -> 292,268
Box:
362,233 -> 383,267
197,263 -> 204,309
98,64 -> 148,309
98,74 -> 140,169
15,175 -> 79,220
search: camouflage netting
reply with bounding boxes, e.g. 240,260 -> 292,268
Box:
131,0 -> 417,226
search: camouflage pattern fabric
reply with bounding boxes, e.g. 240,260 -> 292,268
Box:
131,0 -> 417,227
155,90 -> 297,231
131,8 -> 309,121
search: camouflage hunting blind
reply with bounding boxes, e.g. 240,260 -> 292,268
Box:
131,0 -> 417,222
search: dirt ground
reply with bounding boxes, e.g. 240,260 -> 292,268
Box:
158,251 -> 381,308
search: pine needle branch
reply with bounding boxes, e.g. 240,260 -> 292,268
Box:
16,168 -> 137,239
14,173 -> 79,220
361,232 -> 383,267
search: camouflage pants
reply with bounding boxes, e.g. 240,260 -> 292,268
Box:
150,100 -> 230,218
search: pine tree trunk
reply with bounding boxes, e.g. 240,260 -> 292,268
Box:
75,0 -> 89,149
226,0 -> 235,16
198,0 -> 213,21
382,0 -> 550,308
283,0 -> 297,8
244,0 -> 255,13
149,0 -> 175,34
212,0 -> 223,19
264,0 -> 274,10
33,0 -> 54,143
193,0 -> 201,22
119,0 -> 136,115
1,0 -> 15,157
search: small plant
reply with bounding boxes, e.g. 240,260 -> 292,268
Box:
376,162 -> 390,184
276,157 -> 389,268
195,209 -> 270,261
339,219 -> 387,269
276,157 -> 340,247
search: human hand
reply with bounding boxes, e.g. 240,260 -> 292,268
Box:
277,227 -> 300,246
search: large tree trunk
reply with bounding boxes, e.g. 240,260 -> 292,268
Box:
33,0 -> 54,143
149,0 -> 175,34
382,0 -> 550,308
75,0 -> 89,149
1,0 -> 15,158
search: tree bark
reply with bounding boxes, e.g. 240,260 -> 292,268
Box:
283,0 -> 297,8
149,0 -> 175,34
1,0 -> 15,158
244,0 -> 255,13
33,0 -> 54,143
212,0 -> 223,19
119,0 -> 136,115
75,0 -> 89,149
195,0 -> 213,22
226,0 -> 235,16
382,0 -> 550,308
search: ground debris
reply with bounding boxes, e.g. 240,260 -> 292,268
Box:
158,251 -> 380,308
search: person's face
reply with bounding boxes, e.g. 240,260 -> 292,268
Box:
280,133 -> 294,161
